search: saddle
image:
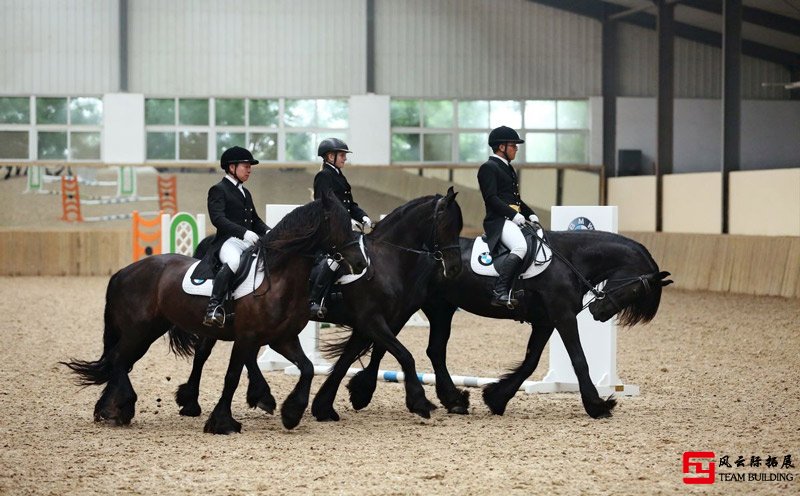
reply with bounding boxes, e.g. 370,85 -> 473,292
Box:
471,224 -> 553,279
183,246 -> 263,301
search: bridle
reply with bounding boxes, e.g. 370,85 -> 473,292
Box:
329,237 -> 362,274
373,198 -> 461,277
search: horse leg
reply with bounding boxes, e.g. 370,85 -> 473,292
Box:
203,339 -> 252,434
346,344 -> 386,411
269,337 -> 314,429
244,349 -> 276,415
483,323 -> 554,415
312,332 -> 372,421
364,317 -> 436,419
556,316 -> 617,419
175,336 -> 217,417
422,300 -> 470,414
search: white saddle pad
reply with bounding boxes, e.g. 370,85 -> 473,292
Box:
469,228 -> 552,279
182,258 -> 264,300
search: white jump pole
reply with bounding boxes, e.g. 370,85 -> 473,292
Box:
257,204 -> 329,372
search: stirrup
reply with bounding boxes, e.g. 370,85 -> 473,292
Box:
203,305 -> 225,328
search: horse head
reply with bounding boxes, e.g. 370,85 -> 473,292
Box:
432,186 -> 464,279
588,270 -> 672,325
320,191 -> 368,275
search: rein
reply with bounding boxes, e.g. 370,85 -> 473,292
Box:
531,225 -> 655,311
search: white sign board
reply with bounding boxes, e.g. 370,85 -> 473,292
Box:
526,205 -> 639,396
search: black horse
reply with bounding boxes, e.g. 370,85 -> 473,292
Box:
171,188 -> 464,421
62,194 -> 366,433
334,229 -> 672,419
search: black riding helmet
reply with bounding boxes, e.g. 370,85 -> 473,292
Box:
317,138 -> 352,158
488,126 -> 525,147
220,146 -> 259,171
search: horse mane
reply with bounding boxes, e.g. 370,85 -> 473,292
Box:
254,199 -> 328,271
369,195 -> 440,238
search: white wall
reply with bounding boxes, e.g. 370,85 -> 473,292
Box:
616,97 -> 800,173
0,0 -> 119,95
375,0 -> 602,98
102,93 -> 145,164
348,94 -> 390,165
128,0 -> 366,97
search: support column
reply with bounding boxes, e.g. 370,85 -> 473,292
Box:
656,0 -> 675,232
602,18 -> 618,205
119,0 -> 129,92
722,0 -> 742,234
366,0 -> 375,93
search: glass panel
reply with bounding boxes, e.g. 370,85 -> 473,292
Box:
390,100 -> 420,127
37,131 -> 68,159
423,133 -> 452,162
216,132 -> 246,160
249,99 -> 279,127
36,97 -> 68,125
525,100 -> 556,129
145,98 -> 175,125
423,100 -> 453,128
69,97 -> 103,125
284,99 -> 315,127
179,131 -> 208,159
249,132 -> 278,161
70,132 -> 101,160
215,99 -> 245,126
0,97 -> 30,124
317,99 -> 348,128
525,132 -> 556,162
178,99 -> 209,126
459,132 -> 488,162
0,131 -> 29,159
490,100 -> 522,129
557,100 -> 588,129
391,133 -> 420,162
285,132 -> 314,161
557,133 -> 587,163
147,132 -> 175,160
458,100 -> 489,129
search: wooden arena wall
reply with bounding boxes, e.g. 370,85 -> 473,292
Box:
1,228 -> 797,298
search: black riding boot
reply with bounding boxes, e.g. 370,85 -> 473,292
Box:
203,265 -> 234,328
309,262 -> 338,319
490,254 -> 524,308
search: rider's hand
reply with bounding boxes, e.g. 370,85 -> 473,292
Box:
362,216 -> 374,229
243,230 -> 259,245
529,214 -> 540,224
512,213 -> 526,226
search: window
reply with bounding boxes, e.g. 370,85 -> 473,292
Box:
0,96 -> 103,161
145,97 -> 348,162
390,98 -> 589,164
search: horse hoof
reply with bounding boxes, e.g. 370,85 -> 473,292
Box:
179,404 -> 202,417
585,396 -> 617,419
447,405 -> 469,415
312,405 -> 340,422
256,397 -> 276,415
482,384 -> 508,415
203,415 -> 242,435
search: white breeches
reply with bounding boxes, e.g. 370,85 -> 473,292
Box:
219,237 -> 251,272
500,219 -> 527,259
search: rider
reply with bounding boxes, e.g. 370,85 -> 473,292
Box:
308,137 -> 373,318
477,126 -> 539,309
202,146 -> 270,327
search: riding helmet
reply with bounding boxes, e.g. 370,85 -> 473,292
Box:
220,146 -> 259,170
317,138 -> 352,158
488,126 -> 525,147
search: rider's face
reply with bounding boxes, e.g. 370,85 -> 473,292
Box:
230,162 -> 252,182
501,143 -> 519,161
332,151 -> 348,169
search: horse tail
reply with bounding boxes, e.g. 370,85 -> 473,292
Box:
320,326 -> 373,361
167,325 -> 197,358
61,272 -> 123,386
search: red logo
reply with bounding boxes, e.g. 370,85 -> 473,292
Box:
683,451 -> 716,484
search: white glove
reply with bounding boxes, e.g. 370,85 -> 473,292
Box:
529,214 -> 540,224
243,230 -> 259,245
362,216 -> 374,229
512,213 -> 526,226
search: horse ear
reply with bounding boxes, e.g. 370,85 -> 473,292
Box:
445,186 -> 458,204
661,279 -> 674,287
446,186 -> 455,196
657,271 -> 671,280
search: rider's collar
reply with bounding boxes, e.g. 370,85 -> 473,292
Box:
225,174 -> 242,187
490,153 -> 510,166
324,162 -> 341,175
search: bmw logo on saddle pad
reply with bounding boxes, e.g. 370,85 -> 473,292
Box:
478,252 -> 493,266
568,216 -> 595,231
